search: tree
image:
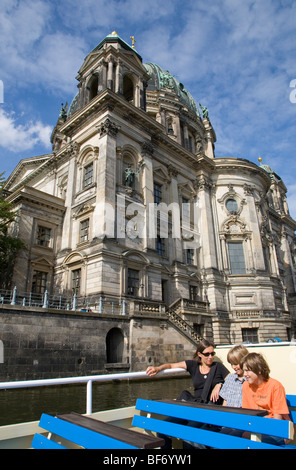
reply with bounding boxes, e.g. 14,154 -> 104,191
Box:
0,173 -> 26,290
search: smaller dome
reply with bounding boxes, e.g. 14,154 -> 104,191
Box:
260,164 -> 281,180
67,93 -> 79,117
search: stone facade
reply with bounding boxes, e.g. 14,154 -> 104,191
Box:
4,31 -> 296,359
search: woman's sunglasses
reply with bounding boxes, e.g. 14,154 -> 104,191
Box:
201,352 -> 216,357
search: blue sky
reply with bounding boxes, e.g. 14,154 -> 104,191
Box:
1,0 -> 296,216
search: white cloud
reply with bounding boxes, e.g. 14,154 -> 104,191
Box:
0,0 -> 87,94
0,109 -> 52,152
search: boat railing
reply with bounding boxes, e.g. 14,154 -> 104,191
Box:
0,369 -> 186,416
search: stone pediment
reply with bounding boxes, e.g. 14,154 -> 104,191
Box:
63,251 -> 86,266
31,256 -> 54,267
178,182 -> 195,197
78,32 -> 145,79
122,249 -> 149,265
78,51 -> 101,75
153,166 -> 169,183
5,155 -> 51,190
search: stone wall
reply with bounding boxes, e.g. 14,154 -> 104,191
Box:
0,305 -> 195,381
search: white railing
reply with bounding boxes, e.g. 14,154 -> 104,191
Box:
0,287 -> 129,315
0,369 -> 186,415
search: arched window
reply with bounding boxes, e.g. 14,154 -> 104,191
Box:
123,75 -> 134,103
106,328 -> 124,363
88,75 -> 99,101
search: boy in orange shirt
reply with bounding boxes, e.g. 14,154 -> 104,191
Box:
241,352 -> 291,446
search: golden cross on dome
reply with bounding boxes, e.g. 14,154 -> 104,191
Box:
130,36 -> 136,49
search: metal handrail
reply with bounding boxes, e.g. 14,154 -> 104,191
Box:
0,368 -> 186,415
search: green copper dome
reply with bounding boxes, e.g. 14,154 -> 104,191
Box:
144,63 -> 199,116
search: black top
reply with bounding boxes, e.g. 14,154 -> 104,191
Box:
57,412 -> 165,449
185,360 -> 229,401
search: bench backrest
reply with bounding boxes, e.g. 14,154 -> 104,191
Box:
287,395 -> 296,423
133,397 -> 296,450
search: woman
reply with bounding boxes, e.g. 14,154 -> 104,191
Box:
146,339 -> 229,404
146,339 -> 229,449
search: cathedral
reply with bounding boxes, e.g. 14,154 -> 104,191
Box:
5,31 -> 296,345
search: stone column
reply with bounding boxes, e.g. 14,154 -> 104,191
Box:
243,184 -> 265,272
115,59 -> 123,95
195,175 -> 217,269
168,167 -> 182,263
61,143 -> 80,251
141,141 -> 155,251
93,118 -> 119,239
107,57 -> 114,91
98,60 -> 107,93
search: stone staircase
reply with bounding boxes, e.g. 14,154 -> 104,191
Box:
166,298 -> 203,346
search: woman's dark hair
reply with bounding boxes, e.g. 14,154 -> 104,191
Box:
193,339 -> 215,363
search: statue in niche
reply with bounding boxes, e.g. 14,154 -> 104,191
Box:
124,161 -> 145,187
125,164 -> 135,187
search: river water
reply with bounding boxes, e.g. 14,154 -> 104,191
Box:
0,376 -> 192,426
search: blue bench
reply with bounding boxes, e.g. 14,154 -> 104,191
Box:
31,396 -> 296,450
31,411 -> 164,449
133,395 -> 296,449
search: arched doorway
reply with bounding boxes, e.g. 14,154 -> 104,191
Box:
106,328 -> 124,363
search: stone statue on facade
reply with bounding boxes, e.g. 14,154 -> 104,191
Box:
59,103 -> 68,121
199,103 -> 209,119
124,161 -> 145,187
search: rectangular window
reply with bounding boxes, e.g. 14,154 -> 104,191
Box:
32,271 -> 47,294
182,197 -> 191,222
36,226 -> 51,247
154,183 -> 162,204
72,269 -> 81,294
263,246 -> 270,273
188,135 -> 194,152
186,249 -> 194,265
242,328 -> 258,344
84,162 -> 93,188
228,242 -> 246,274
80,219 -> 89,243
156,237 -> 165,256
127,269 -> 139,296
190,285 -> 198,301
